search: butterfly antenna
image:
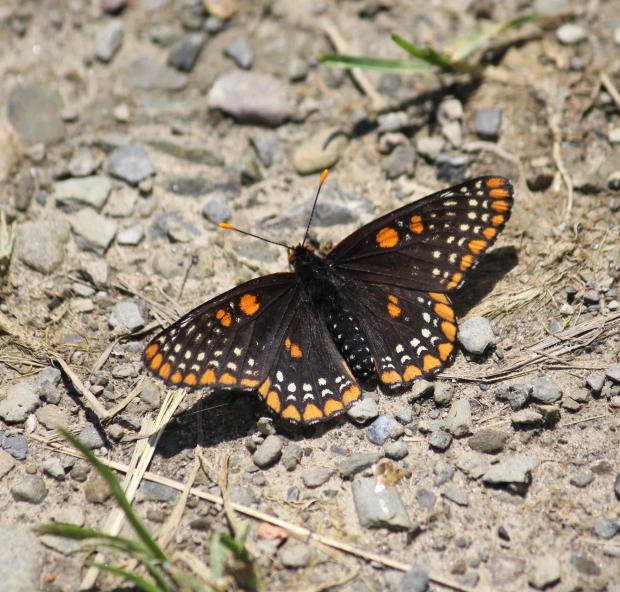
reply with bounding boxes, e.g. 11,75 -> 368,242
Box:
218,223 -> 291,250
302,169 -> 329,247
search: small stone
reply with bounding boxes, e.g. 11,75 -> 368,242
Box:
140,481 -> 178,503
606,363 -> 620,384
16,217 -> 70,274
352,477 -> 412,530
346,398 -> 379,425
382,144 -> 416,179
78,424 -> 105,449
140,381 -> 161,410
224,38 -> 253,69
3,435 -> 28,460
11,475 -> 48,504
582,289 -> 599,304
443,487 -> 469,506
0,527 -> 43,592
394,406 -> 413,425
570,553 -> 600,576
416,136 -> 445,162
339,452 -> 383,479
442,120 -> 462,147
529,377 -> 562,404
54,176 -> 112,212
42,457 -> 66,480
367,415 -> 400,446
609,128 -> 620,144
433,383 -> 453,406
511,408 -> 544,428
429,429 -> 452,451
106,186 -> 137,217
252,435 -> 282,469
0,449 -> 16,479
293,127 -> 348,175
301,467 -> 333,488
415,487 -> 436,510
70,463 -> 91,482
0,381 -> 39,423
474,108 -> 502,140
202,194 -> 231,224
377,111 -> 409,133
570,470 -> 594,488
84,474 -> 111,503
614,474 -> 620,500
482,456 -> 539,494
168,32 -> 206,72
108,143 -> 155,186
281,444 -> 302,471
433,460 -> 455,486
111,363 -> 138,379
68,147 -> 100,177
458,316 -> 496,355
280,543 -> 310,568
408,380 -> 433,402
528,555 -> 561,589
384,441 -> 408,460
396,565 -> 429,592
95,20 -> 124,63
15,169 -> 35,211
109,301 -> 146,332
125,57 -> 188,92
468,429 -> 508,454
500,382 -> 531,410
561,397 -> 581,412
445,399 -> 472,437
438,98 -> 463,122
68,209 -> 117,254
535,403 -> 559,426
117,225 -> 145,246
556,23 -> 587,45
593,518 -> 620,539
208,71 -> 293,126
250,133 -> 279,168
435,152 -> 470,183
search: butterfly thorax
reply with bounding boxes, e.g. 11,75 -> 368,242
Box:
291,245 -> 375,381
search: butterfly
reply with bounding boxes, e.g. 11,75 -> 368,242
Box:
143,173 -> 513,425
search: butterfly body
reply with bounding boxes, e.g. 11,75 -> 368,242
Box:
144,176 -> 514,425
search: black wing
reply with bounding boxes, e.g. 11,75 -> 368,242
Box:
328,176 -> 513,291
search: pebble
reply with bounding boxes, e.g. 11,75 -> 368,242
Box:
78,424 -> 105,449
70,463 -> 91,482
69,209 -> 117,254
482,456 -> 539,494
224,38 -> 253,69
474,108 -> 502,140
377,111 -> 409,133
384,441 -> 408,460
556,23 -> 587,45
11,475 -> 48,504
570,553 -> 600,576
106,186 -> 137,217
529,377 -> 563,403
281,444 -> 303,471
396,565 -> 429,592
339,451 -> 383,479
442,487 -> 469,506
416,136 -> 444,162
3,434 -> 28,460
528,555 -> 561,589
208,71 -> 293,126
511,408 -> 544,428
367,415 -> 401,445
280,543 -> 310,568
109,300 -> 146,332
442,120 -> 462,147
140,382 -> 161,410
42,457 -> 66,480
84,474 -> 112,503
108,143 -> 155,186
429,429 -> 452,451
202,193 -> 232,224
15,169 -> 34,211
433,383 -> 454,406
168,32 -> 206,72
593,518 -> 620,539
445,399 -> 472,437
501,381 -> 532,410
606,363 -> 620,384
0,449 -> 16,478
614,474 -> 620,500
346,397 -> 379,425
468,429 -> 508,454
0,381 -> 39,423
54,176 -> 112,211
569,469 -> 594,488
609,128 -> 620,144
409,379 -> 433,402
117,225 -> 145,246
95,20 -> 124,63
16,217 -> 70,274
458,316 -> 496,355
0,526 -> 43,592
436,152 -> 470,183
250,133 -> 279,168
140,481 -> 178,503
382,144 -> 416,179
537,404 -> 560,426
7,83 -> 65,146
36,366 -> 62,404
293,127 -> 348,175
252,435 -> 282,468
68,147 -> 100,177
301,467 -> 332,488
416,487 -> 436,510
125,57 -> 188,92
433,460 -> 455,486
352,477 -> 412,530
288,55 -> 309,82
561,397 -> 581,412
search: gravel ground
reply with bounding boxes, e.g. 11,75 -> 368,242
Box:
0,1 -> 619,591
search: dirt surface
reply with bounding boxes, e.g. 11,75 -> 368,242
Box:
0,1 -> 619,591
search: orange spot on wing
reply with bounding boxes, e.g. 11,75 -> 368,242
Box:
159,363 -> 172,380
441,321 -> 457,341
485,177 -> 505,188
376,227 -> 399,248
323,399 -> 344,415
438,342 -> 453,361
409,215 -> 424,234
183,373 -> 197,386
403,365 -> 421,381
460,254 -> 474,271
240,378 -> 260,387
387,302 -> 401,318
150,353 -> 163,371
447,272 -> 463,290
281,404 -> 300,421
434,303 -> 455,322
380,370 -> 402,385
145,344 -> 159,360
220,372 -> 237,385
171,371 -> 183,384
284,337 -> 303,358
423,355 -> 441,372
491,214 -> 505,226
342,385 -> 361,404
200,369 -> 217,385
428,292 -> 450,304
258,378 -> 271,397
491,200 -> 510,213
216,309 -> 232,327
468,240 -> 487,255
266,390 -> 282,413
302,403 -> 323,421
483,227 -> 497,240
489,187 -> 510,198
239,293 -> 260,316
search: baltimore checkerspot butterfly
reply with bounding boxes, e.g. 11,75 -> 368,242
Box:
144,172 -> 513,424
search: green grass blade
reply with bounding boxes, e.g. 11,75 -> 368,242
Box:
93,563 -> 168,592
57,428 -> 167,561
391,34 -> 454,69
209,533 -> 229,580
318,54 -> 434,74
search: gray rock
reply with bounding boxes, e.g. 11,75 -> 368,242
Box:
382,144 -> 416,179
415,487 -> 436,509
570,553 -> 600,576
229,485 -> 258,506
482,456 -> 539,494
458,316 -> 496,355
281,444 -> 302,471
7,83 -> 65,145
408,379 -> 434,402
42,457 -> 66,480
78,424 -> 105,449
40,534 -> 81,555
442,120 -> 462,147
280,542 -> 310,568
96,20 -> 124,62
367,415 -> 401,445
168,32 -> 205,72
11,475 -> 48,504
70,463 -> 91,482
288,55 -> 309,81
140,382 -> 161,410
561,397 -> 581,412
293,127 -> 348,175
301,467 -> 332,488
511,408 -> 544,428
445,399 -> 472,437
0,449 -> 16,478
615,474 -> 620,500
0,526 -> 43,592
339,451 -> 383,479
116,224 -> 145,246
569,470 -> 594,488
593,518 -> 620,539
108,143 -> 155,185
68,147 -> 100,177
530,377 -> 562,404
109,300 -> 146,332
16,218 -> 70,274
352,477 -> 412,530
3,434 -> 28,460
250,133 -> 279,168
36,366 -> 62,403
456,452 -> 490,479
140,480 -> 178,503
377,111 -> 409,133
433,382 -> 454,406
435,152 -> 470,183
556,23 -> 587,45
429,429 -> 452,451
416,135 -> 445,162
105,186 -> 137,217
394,406 -> 413,425
528,555 -> 561,589
68,209 -> 117,254
202,194 -> 231,224
433,460 -> 455,485
438,98 -> 463,123
474,108 -> 502,140
585,372 -> 605,394
384,441 -> 408,460
346,397 -> 379,425
607,363 -> 620,384
396,565 -> 429,592
224,38 -> 253,69
15,169 -> 35,211
443,487 -> 469,506
252,435 -> 282,468
54,176 -> 112,211
469,429 -> 508,454
503,382 -> 532,410
111,363 -> 138,379
125,56 -> 188,92
0,380 -> 39,423
208,71 -> 293,126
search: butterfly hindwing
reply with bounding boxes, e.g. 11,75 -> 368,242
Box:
328,176 -> 513,291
